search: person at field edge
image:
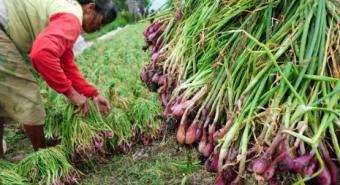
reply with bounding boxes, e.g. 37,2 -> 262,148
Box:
0,0 -> 116,159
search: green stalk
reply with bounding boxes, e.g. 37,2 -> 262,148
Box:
311,82 -> 340,145
311,87 -> 340,107
237,121 -> 251,179
218,75 -> 267,170
298,10 -> 314,61
264,63 -> 293,141
233,29 -> 304,104
265,0 -> 273,41
294,1 -> 324,91
269,0 -> 311,43
329,123 -> 340,165
304,73 -> 340,82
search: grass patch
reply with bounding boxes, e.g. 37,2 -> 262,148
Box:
80,136 -> 215,185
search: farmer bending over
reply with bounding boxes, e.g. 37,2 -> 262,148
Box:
0,0 -> 116,159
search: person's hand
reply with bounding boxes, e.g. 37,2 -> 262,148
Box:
66,87 -> 89,117
94,94 -> 110,116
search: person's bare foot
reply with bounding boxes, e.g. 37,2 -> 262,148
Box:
10,153 -> 25,163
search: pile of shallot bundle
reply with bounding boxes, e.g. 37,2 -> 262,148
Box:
142,0 -> 340,184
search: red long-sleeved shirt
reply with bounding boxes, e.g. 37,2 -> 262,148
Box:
30,13 -> 99,98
